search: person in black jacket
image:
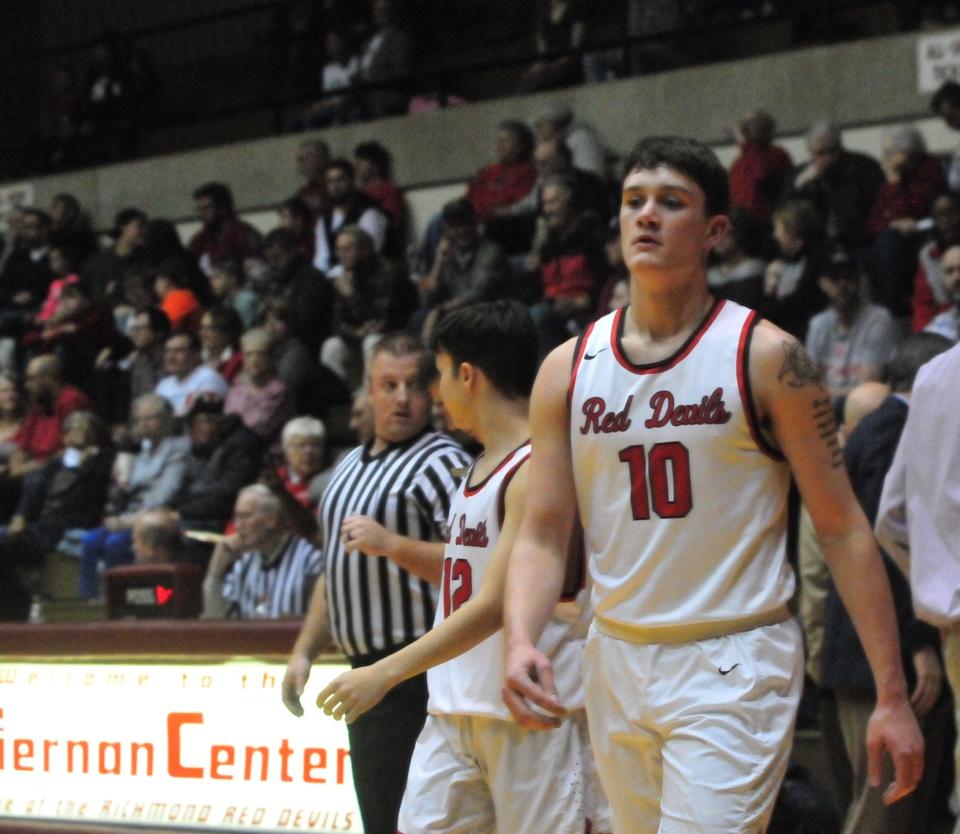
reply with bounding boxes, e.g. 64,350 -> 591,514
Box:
261,228 -> 334,356
819,332 -> 954,833
170,395 -> 264,539
0,410 -> 113,590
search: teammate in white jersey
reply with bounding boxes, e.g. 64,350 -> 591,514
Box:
502,136 -> 923,833
316,300 -> 608,833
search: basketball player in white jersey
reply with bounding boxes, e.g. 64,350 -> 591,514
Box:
502,136 -> 923,833
316,300 -> 608,833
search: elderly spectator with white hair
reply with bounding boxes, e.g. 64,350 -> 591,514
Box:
868,125 -> 947,239
867,125 -> 948,317
277,416 -> 331,507
224,328 -> 294,442
202,483 -> 323,619
787,121 -> 885,248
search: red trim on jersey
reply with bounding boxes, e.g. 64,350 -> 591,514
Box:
463,441 -> 531,497
568,320 -> 597,407
610,297 -> 726,375
495,449 -> 532,527
736,311 -> 785,461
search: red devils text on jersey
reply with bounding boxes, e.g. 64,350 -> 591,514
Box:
569,300 -> 794,640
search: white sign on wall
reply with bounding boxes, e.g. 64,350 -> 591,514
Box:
918,29 -> 960,93
0,660 -> 361,832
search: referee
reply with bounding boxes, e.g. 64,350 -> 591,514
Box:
282,332 -> 470,834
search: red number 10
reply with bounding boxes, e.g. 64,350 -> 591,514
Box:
618,442 -> 692,520
441,557 -> 473,617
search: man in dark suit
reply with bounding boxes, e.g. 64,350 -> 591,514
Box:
820,332 -> 954,833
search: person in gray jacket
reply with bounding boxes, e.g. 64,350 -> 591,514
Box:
79,393 -> 190,598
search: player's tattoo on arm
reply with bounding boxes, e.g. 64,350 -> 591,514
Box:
812,396 -> 844,469
777,341 -> 825,389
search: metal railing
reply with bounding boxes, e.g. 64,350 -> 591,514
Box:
0,0 -> 918,178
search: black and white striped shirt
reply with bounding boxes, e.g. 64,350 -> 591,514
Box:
222,535 -> 323,619
320,430 -> 470,658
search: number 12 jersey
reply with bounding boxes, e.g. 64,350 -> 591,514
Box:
427,441 -> 588,719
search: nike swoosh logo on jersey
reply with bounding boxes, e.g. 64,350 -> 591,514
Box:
718,664 -> 741,676
584,348 -> 607,360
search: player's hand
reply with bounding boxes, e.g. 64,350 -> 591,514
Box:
502,642 -> 565,730
866,695 -> 924,805
281,654 -> 312,718
316,666 -> 390,724
341,515 -> 395,559
910,646 -> 943,717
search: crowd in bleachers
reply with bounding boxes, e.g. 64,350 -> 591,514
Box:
1,80 -> 959,617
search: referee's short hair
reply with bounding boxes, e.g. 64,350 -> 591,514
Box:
430,300 -> 538,399
371,332 -> 423,362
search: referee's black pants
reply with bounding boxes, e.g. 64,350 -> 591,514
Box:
347,647 -> 428,834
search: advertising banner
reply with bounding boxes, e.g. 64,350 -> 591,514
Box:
0,660 -> 361,832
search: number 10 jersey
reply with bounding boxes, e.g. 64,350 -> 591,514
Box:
427,442 -> 588,720
569,300 -> 794,636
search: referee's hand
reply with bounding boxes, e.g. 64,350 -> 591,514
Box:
502,642 -> 566,730
282,654 -> 311,717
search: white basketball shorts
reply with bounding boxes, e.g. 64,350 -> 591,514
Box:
397,710 -> 611,833
583,618 -> 802,834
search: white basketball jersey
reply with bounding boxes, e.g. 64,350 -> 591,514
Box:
569,300 -> 794,631
428,442 -> 588,719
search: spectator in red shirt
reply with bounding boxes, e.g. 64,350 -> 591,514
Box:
526,175 -> 605,356
188,182 -> 262,276
728,109 -> 793,224
355,140 -> 408,254
466,120 -> 537,221
8,354 -> 92,480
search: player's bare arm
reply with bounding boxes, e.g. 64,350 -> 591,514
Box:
503,340 -> 578,730
751,320 -> 924,804
317,466 -> 530,723
281,575 -> 332,717
340,515 -> 444,583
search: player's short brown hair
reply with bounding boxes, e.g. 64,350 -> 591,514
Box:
623,136 -> 729,217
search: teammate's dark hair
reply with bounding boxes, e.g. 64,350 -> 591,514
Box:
622,136 -> 729,217
430,300 -> 538,399
886,332 -> 953,393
